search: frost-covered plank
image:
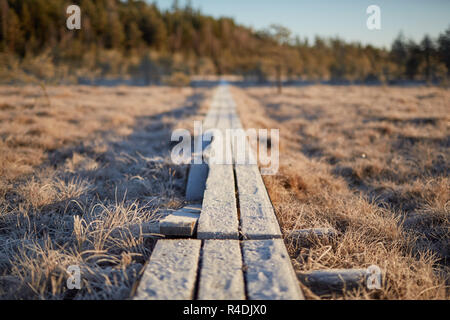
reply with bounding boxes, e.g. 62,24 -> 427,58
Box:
134,240 -> 201,300
159,206 -> 200,237
186,163 -> 209,202
235,164 -> 282,239
198,240 -> 245,300
197,103 -> 238,239
242,239 -> 304,300
296,269 -> 368,296
197,163 -> 239,239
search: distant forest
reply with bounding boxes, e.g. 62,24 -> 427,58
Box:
1,0 -> 449,84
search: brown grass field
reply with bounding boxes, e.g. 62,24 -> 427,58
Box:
0,85 -> 211,299
0,83 -> 448,299
232,85 -> 449,299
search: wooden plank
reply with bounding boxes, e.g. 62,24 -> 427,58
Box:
203,110 -> 219,130
230,126 -> 257,165
235,164 -> 282,239
226,86 -> 281,239
159,206 -> 200,237
230,113 -> 243,130
186,95 -> 219,202
185,163 -> 208,202
181,203 -> 202,213
134,240 -> 201,300
242,239 -> 304,300
197,163 -> 239,239
197,103 -> 238,239
296,269 -> 368,296
216,105 -> 232,129
218,85 -> 281,239
286,228 -> 338,248
110,222 -> 160,239
186,85 -> 225,202
198,240 -> 245,300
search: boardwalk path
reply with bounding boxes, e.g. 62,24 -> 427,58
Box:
134,84 -> 304,300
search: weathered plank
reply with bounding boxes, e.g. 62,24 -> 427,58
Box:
213,85 -> 282,240
216,115 -> 230,130
296,269 -> 368,296
220,86 -> 281,240
203,112 -> 218,130
198,240 -> 245,300
181,203 -> 202,213
286,228 -> 339,248
185,163 -> 208,202
230,114 -> 243,130
198,132 -> 236,237
134,240 -> 201,300
186,102 -> 218,203
110,221 -> 160,239
197,163 -> 239,239
159,206 -> 200,237
242,239 -> 304,300
229,128 -> 256,166
186,87 -> 223,202
235,164 -> 282,239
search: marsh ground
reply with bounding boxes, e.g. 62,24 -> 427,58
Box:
0,85 -> 211,299
233,84 -> 449,299
0,83 -> 448,300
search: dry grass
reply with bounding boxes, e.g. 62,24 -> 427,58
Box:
232,84 -> 449,300
1,82 -> 448,300
0,84 -> 212,299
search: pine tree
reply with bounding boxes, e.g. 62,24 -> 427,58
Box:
438,27 -> 450,76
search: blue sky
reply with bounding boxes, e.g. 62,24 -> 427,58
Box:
152,0 -> 450,49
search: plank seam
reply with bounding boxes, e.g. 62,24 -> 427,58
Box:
193,239 -> 205,300
233,164 -> 243,241
239,240 -> 249,300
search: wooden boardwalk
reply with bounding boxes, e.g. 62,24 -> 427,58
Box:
134,83 -> 304,300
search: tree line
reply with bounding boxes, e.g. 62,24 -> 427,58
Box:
0,0 -> 449,84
